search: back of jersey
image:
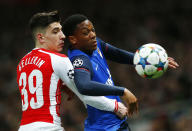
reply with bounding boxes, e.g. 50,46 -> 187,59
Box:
17,48 -> 62,126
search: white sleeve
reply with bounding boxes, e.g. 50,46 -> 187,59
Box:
51,54 -> 115,112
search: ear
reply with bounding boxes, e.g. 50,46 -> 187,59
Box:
37,33 -> 45,44
68,36 -> 77,45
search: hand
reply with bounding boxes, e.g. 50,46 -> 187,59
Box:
120,89 -> 138,117
115,102 -> 128,119
168,57 -> 179,69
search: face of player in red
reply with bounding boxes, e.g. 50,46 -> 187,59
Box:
69,20 -> 97,53
38,22 -> 65,52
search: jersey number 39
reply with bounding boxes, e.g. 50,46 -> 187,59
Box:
19,69 -> 44,111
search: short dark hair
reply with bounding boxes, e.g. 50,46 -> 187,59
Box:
62,14 -> 88,37
29,11 -> 60,38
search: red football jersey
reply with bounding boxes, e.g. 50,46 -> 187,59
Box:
17,48 -> 74,126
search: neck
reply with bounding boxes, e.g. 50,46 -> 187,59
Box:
35,42 -> 48,50
83,50 -> 93,55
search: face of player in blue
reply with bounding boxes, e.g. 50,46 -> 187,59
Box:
69,20 -> 97,54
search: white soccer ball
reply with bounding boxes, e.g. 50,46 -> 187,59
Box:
133,43 -> 168,79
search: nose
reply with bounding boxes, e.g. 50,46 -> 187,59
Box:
89,31 -> 96,39
60,31 -> 66,40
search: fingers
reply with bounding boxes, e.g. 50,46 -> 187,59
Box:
121,89 -> 139,117
128,101 -> 139,117
167,57 -> 174,61
168,57 -> 179,69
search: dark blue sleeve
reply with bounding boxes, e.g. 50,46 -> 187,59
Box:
98,38 -> 134,64
71,55 -> 125,96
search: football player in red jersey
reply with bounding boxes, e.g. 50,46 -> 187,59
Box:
17,11 -> 141,131
17,11 -> 69,131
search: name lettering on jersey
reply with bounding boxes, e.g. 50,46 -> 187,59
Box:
19,56 -> 45,71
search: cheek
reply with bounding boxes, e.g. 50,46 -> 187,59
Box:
49,36 -> 58,44
46,37 -> 58,47
81,37 -> 90,44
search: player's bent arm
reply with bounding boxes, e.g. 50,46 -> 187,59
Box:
71,54 -> 138,115
75,69 -> 133,115
71,55 -> 125,96
74,70 -> 137,114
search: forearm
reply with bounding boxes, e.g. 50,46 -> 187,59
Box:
61,81 -> 116,112
80,95 -> 116,112
74,69 -> 125,96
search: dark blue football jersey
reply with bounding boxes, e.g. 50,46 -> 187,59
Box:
68,38 -> 126,131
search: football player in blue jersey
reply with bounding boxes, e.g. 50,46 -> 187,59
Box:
63,14 -> 178,131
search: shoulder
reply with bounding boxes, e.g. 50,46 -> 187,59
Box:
38,48 -> 67,58
38,49 -> 69,64
70,55 -> 93,73
71,55 -> 91,68
37,48 -> 72,69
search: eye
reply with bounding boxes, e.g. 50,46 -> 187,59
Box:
92,28 -> 95,32
52,30 -> 58,34
82,29 -> 89,35
83,32 -> 88,35
52,28 -> 60,34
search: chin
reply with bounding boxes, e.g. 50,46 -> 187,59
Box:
57,48 -> 63,52
92,45 -> 97,50
93,47 -> 97,50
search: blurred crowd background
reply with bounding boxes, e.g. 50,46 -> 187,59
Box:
0,0 -> 192,131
